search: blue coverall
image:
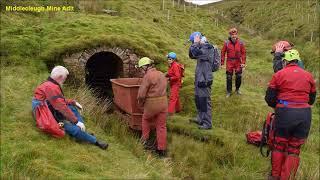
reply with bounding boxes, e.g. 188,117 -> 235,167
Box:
189,42 -> 214,128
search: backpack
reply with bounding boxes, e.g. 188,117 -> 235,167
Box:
245,131 -> 262,146
208,44 -> 221,72
260,112 -> 275,157
178,63 -> 185,77
34,101 -> 65,138
245,112 -> 275,157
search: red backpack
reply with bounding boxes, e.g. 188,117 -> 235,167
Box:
245,112 -> 275,157
34,101 -> 65,138
260,112 -> 275,157
245,131 -> 262,146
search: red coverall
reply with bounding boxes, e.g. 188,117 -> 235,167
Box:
265,64 -> 316,179
221,38 -> 246,92
167,61 -> 182,114
137,68 -> 168,150
34,77 -> 78,123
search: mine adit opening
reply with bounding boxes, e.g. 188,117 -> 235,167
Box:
85,51 -> 123,99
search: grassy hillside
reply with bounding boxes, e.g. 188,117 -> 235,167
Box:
1,0 -> 319,179
213,0 -> 319,75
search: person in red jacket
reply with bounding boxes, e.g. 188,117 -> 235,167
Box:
32,66 -> 108,150
265,49 -> 316,180
166,52 -> 182,115
221,28 -> 246,97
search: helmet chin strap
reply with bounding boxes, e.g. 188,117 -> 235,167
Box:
142,65 -> 150,74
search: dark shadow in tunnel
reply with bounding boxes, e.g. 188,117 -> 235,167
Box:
85,51 -> 123,99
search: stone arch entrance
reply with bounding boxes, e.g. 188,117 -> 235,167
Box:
85,51 -> 123,98
62,46 -> 142,98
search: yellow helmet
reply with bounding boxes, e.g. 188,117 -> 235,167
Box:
137,57 -> 153,68
283,49 -> 300,61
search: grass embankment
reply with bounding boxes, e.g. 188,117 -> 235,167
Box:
1,0 -> 319,179
213,0 -> 319,75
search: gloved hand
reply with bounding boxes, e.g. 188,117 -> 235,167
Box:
76,121 -> 86,131
194,35 -> 201,43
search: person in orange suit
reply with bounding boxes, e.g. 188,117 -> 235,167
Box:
137,57 -> 168,157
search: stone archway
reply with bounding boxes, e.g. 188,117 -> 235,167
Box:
85,51 -> 123,98
63,46 -> 143,98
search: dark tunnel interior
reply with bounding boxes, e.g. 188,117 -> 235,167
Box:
85,51 -> 123,99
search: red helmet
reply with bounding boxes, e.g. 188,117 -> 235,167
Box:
229,28 -> 238,35
271,40 -> 294,53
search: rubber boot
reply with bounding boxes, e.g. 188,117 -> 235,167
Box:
271,151 -> 286,177
142,138 -> 157,150
235,89 -> 242,95
235,73 -> 242,92
156,149 -> 167,158
95,140 -> 108,150
281,155 -> 300,180
226,74 -> 232,97
268,175 -> 280,180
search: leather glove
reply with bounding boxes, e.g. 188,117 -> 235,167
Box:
76,121 -> 86,131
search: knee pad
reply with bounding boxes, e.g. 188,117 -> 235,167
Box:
273,136 -> 288,152
287,137 -> 305,155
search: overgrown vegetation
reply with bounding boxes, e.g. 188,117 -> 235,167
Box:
1,0 -> 319,179
213,0 -> 319,75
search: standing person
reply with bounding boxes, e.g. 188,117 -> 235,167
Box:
265,49 -> 316,180
188,32 -> 213,130
271,40 -> 304,73
166,52 -> 183,115
271,40 -> 294,73
137,57 -> 168,157
221,28 -> 246,97
32,66 -> 108,150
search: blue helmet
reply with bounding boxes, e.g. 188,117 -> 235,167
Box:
189,32 -> 202,43
167,52 -> 177,60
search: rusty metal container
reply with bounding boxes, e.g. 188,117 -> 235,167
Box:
129,113 -> 143,130
110,78 -> 143,114
110,78 -> 145,130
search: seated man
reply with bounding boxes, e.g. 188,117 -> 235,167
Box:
32,66 -> 108,150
